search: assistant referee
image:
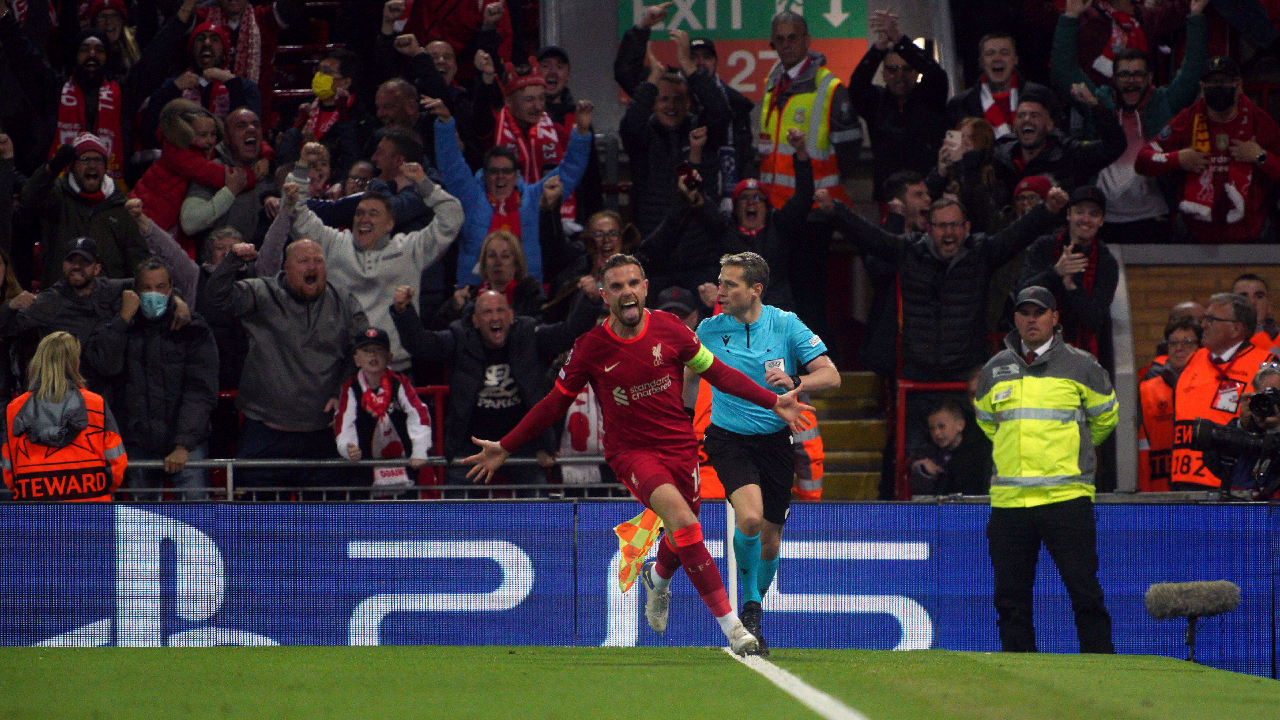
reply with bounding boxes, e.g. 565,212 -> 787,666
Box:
692,252 -> 840,656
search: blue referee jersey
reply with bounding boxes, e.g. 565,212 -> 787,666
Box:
697,305 -> 827,435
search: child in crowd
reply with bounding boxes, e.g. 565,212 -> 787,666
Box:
908,399 -> 992,497
129,99 -> 252,236
335,328 -> 433,491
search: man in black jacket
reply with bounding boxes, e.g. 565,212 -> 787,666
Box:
1018,185 -> 1119,373
87,256 -> 219,499
817,185 -> 1068,484
618,28 -> 730,239
391,285 -> 600,496
20,135 -> 149,290
991,84 -> 1126,206
640,129 -> 812,311
850,9 -> 949,201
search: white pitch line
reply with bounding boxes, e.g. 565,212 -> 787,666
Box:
722,648 -> 871,720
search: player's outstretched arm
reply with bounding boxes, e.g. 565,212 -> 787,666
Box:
463,437 -> 511,484
773,388 -> 816,434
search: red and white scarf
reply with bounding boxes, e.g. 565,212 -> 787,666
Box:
200,5 -> 261,85
52,79 -> 123,180
13,0 -> 57,26
487,193 -> 522,237
1091,1 -> 1148,79
299,93 -> 351,141
493,106 -> 575,219
980,73 -> 1018,139
183,77 -> 231,121
1180,98 -> 1254,225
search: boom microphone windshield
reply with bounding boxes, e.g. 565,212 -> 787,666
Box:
1145,581 -> 1240,663
1145,581 -> 1240,620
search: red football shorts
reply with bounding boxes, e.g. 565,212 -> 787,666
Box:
609,447 -> 701,514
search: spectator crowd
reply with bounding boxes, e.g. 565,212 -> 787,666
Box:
0,0 -> 1279,500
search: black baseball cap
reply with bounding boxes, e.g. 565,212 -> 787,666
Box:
689,38 -> 717,57
355,327 -> 392,351
536,46 -> 570,64
1065,185 -> 1107,215
65,237 -> 100,263
1014,286 -> 1057,311
1203,56 -> 1241,81
1018,85 -> 1059,116
657,286 -> 697,317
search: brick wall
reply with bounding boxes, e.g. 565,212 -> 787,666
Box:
1126,265 -> 1280,368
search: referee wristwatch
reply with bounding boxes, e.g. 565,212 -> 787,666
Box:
789,374 -> 803,390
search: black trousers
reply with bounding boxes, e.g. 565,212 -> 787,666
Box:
986,497 -> 1114,654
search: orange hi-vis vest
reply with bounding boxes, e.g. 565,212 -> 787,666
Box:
1251,330 -> 1280,356
2,390 -> 127,501
692,379 -> 824,500
758,63 -> 850,209
1137,372 -> 1176,492
1171,344 -> 1273,488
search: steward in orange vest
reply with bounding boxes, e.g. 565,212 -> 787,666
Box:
3,388 -> 127,501
1138,318 -> 1201,491
1172,297 -> 1273,489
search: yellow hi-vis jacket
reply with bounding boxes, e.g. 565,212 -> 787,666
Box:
974,332 -> 1118,508
758,56 -> 859,209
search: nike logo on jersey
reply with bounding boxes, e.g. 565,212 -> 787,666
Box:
604,363 -> 620,372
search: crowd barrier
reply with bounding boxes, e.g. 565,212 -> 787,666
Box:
0,501 -> 1274,678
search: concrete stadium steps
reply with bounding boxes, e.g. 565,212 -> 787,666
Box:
812,372 -> 885,500
816,419 -> 886,451
821,472 -> 881,500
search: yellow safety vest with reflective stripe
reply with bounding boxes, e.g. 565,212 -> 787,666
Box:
759,64 -> 849,209
974,335 -> 1118,508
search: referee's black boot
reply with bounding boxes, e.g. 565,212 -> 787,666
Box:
741,601 -> 769,657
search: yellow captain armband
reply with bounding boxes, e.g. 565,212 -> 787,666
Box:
684,344 -> 715,374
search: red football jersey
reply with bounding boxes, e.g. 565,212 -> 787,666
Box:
555,310 -> 702,458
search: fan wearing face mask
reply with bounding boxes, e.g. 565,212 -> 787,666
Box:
86,256 -> 219,500
1137,55 -> 1280,244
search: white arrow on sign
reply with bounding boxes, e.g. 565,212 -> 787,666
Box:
824,0 -> 850,28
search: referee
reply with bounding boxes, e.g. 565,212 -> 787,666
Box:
692,252 -> 840,655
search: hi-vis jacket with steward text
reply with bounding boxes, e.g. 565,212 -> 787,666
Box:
2,389 -> 127,501
974,331 -> 1118,508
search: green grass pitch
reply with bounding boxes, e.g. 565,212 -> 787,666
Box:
1,646 -> 1277,719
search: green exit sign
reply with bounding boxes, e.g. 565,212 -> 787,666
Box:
617,0 -> 867,41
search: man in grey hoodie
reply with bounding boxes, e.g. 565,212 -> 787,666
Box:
204,237 -> 368,493
258,160 -> 462,373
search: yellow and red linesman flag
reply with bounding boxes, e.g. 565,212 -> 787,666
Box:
613,508 -> 664,592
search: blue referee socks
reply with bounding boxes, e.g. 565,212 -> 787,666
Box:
758,556 -> 779,598
733,528 -> 762,604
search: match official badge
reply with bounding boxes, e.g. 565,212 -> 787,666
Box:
653,343 -> 664,366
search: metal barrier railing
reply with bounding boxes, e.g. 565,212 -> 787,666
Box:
95,456 -> 624,502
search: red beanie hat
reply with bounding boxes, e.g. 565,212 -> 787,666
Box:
1013,175 -> 1052,200
732,178 -> 764,204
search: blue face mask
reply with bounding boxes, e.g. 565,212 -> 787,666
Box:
139,292 -> 169,320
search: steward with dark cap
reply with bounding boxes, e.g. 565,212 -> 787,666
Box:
1018,184 -> 1120,371
991,83 -> 1126,206
974,284 -> 1118,654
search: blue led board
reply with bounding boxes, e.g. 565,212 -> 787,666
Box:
0,502 -> 1271,677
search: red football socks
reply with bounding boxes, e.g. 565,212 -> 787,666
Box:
669,523 -> 732,617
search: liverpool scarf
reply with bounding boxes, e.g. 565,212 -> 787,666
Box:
980,74 -> 1018,139
1091,1 -> 1148,79
200,5 -> 261,85
1180,98 -> 1254,225
494,106 -> 575,219
52,79 -> 123,180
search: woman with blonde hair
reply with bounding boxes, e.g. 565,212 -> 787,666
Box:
1,332 -> 127,501
438,229 -> 547,325
929,116 -> 1007,233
